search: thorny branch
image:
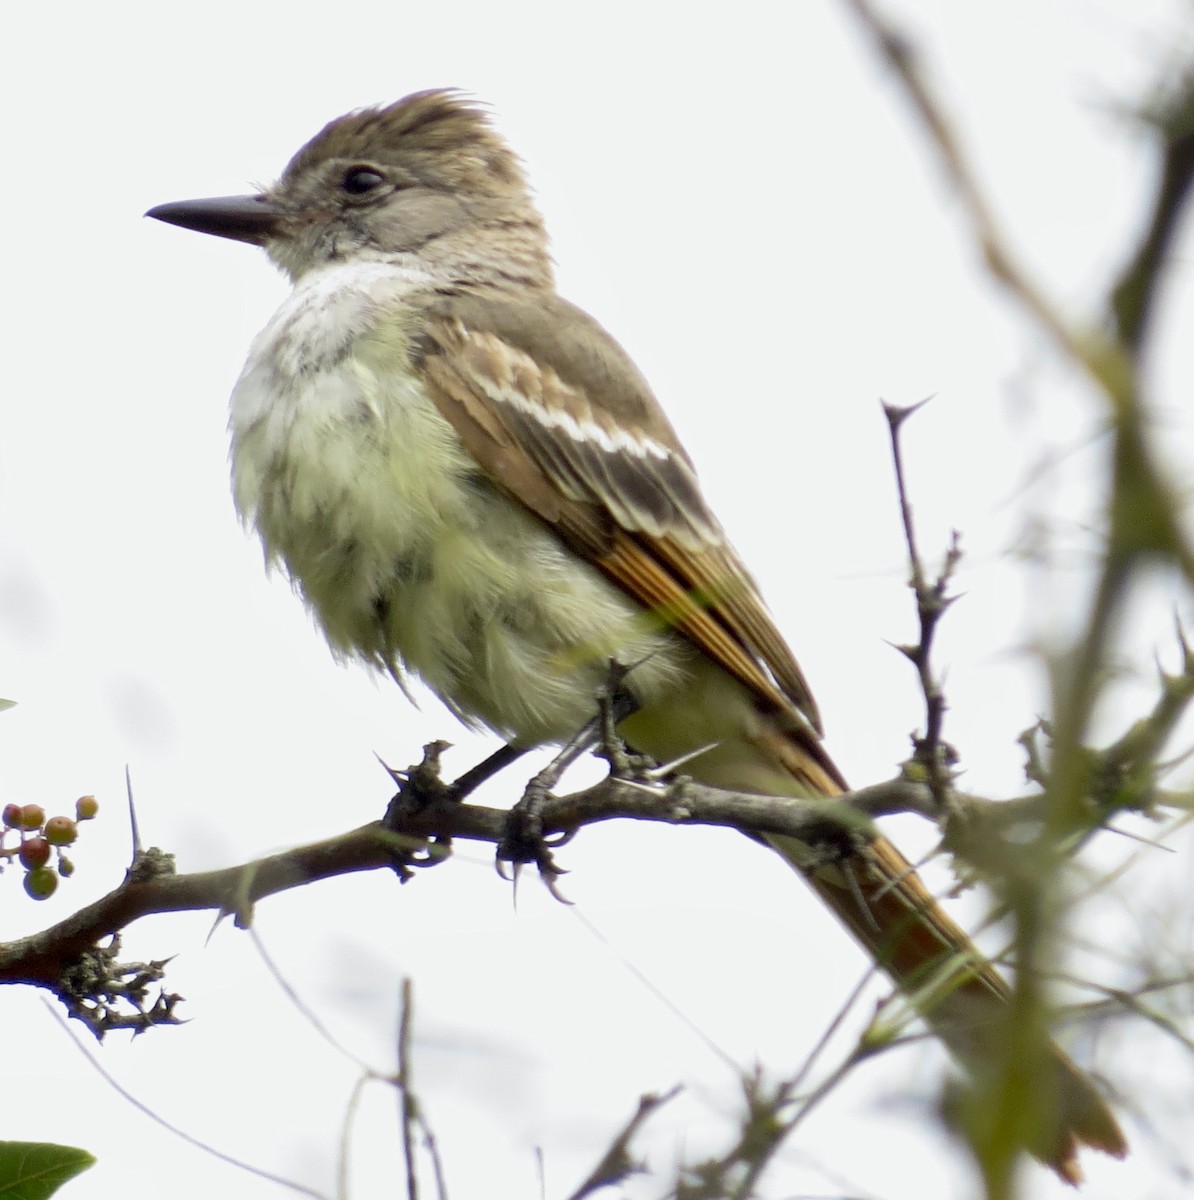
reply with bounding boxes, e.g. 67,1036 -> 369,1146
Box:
563,1087 -> 681,1200
0,766 -> 936,1031
4,614 -> 1193,1037
840,0 -> 1194,823
884,398 -> 963,810
838,5 -> 1194,1195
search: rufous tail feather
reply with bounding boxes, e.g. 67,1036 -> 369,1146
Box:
754,728 -> 1127,1185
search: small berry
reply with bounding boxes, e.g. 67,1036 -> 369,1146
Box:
2,803 -> 21,828
23,866 -> 58,900
75,796 -> 99,821
19,837 -> 51,870
58,855 -> 75,878
18,804 -> 45,831
44,816 -> 77,846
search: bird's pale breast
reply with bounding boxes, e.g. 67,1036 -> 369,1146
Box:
227,263 -> 713,748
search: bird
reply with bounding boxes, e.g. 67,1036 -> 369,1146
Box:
147,89 -> 1126,1182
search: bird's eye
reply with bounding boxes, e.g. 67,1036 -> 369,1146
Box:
341,167 -> 385,195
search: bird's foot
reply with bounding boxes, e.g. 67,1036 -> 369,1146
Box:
495,772 -> 573,902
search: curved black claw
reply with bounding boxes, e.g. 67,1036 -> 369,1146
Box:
496,779 -> 574,902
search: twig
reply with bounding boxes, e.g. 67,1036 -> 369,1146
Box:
783,957 -> 888,1102
397,979 -> 420,1200
337,1074 -> 369,1200
1110,65 -> 1194,353
567,908 -> 740,1072
838,0 -> 1091,368
562,1087 -> 680,1200
46,1001 -> 328,1199
671,1071 -> 818,1200
251,927 -> 373,1072
883,399 -> 963,808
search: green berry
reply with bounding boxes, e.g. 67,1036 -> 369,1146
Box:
18,804 -> 45,831
23,866 -> 58,900
58,855 -> 75,878
44,816 -> 77,846
2,803 -> 21,828
75,795 -> 99,821
19,837 -> 51,869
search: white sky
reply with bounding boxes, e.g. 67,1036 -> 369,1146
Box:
3,1 -> 1193,1198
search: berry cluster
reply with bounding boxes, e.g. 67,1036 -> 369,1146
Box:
2,795 -> 98,900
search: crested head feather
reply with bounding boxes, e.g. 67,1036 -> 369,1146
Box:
283,89 -> 527,197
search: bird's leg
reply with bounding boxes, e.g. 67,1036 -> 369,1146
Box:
497,664 -> 640,889
448,742 -> 529,801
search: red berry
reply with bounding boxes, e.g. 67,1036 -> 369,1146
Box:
44,816 -> 77,846
75,795 -> 99,821
19,837 -> 51,869
18,804 -> 45,831
23,866 -> 58,900
2,803 -> 21,828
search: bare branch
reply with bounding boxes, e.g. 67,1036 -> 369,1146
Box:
883,398 -> 963,808
1110,64 -> 1194,353
839,0 -> 1094,369
563,1087 -> 680,1200
397,979 -> 421,1200
0,772 -> 938,1003
48,1002 -> 328,1199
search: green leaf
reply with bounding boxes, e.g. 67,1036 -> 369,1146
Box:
0,699 -> 15,713
0,1142 -> 95,1198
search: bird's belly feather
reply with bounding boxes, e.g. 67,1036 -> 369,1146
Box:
230,337 -> 704,746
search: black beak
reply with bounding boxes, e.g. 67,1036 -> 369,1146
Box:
146,194 -> 286,246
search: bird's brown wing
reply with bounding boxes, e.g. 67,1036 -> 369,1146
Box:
418,291 -> 843,792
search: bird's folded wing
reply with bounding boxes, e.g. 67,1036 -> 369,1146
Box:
416,292 -> 836,775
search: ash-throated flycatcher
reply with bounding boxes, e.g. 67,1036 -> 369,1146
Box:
148,90 -> 1125,1180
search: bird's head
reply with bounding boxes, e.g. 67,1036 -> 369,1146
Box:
148,89 -> 553,290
